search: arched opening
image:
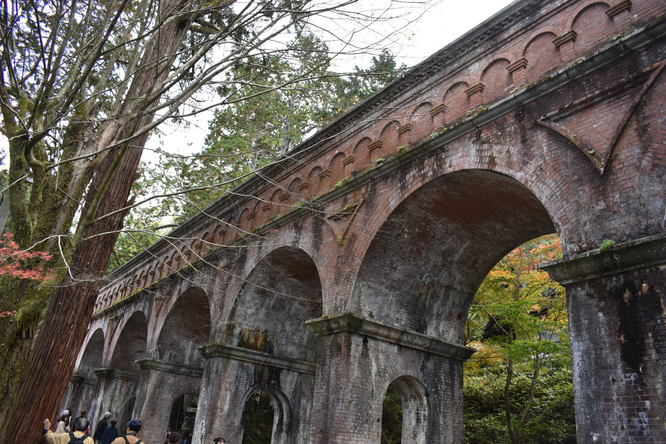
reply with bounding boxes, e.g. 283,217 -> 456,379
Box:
229,247 -> 319,442
354,169 -> 562,442
381,376 -> 428,444
355,169 -> 556,341
230,246 -> 322,361
463,234 -> 575,443
168,393 -> 199,436
77,329 -> 105,378
156,287 -> 211,367
242,390 -> 275,444
110,311 -> 148,373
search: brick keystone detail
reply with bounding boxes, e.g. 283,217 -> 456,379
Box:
541,234 -> 666,285
506,58 -> 528,73
465,83 -> 485,97
318,169 -> 332,179
429,103 -> 447,116
553,30 -> 577,48
278,192 -> 289,201
305,312 -> 476,361
297,182 -> 309,191
341,155 -> 356,166
397,123 -> 413,135
606,0 -> 632,18
198,343 -> 315,375
367,140 -> 383,151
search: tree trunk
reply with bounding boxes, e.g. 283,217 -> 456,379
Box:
0,1 -> 193,442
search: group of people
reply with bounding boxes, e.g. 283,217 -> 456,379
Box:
43,409 -> 143,444
42,409 -> 227,444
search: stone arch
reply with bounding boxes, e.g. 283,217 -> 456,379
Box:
571,2 -> 613,54
381,376 -> 428,444
443,81 -> 470,122
228,246 -> 323,361
241,386 -> 291,444
480,58 -> 511,101
109,311 -> 148,373
522,31 -> 559,83
353,169 -> 557,341
154,287 -> 211,367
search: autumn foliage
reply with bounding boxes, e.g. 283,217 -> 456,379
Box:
0,232 -> 52,296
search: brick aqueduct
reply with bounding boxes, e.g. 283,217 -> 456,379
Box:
66,0 -> 666,442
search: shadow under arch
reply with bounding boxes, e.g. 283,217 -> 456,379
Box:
155,286 -> 211,367
229,246 -> 323,361
109,311 -> 148,373
77,328 -> 105,378
353,169 -> 557,342
381,376 -> 429,444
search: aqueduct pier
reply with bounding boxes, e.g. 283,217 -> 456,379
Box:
67,0 -> 666,442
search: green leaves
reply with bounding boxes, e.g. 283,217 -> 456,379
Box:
464,234 -> 574,443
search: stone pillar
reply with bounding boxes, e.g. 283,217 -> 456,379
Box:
193,343 -> 316,444
135,359 -> 203,443
305,313 -> 475,444
543,234 -> 666,444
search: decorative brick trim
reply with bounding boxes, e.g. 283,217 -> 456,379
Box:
506,58 -> 528,73
397,123 -> 413,135
246,211 -> 256,220
367,140 -> 384,151
465,83 -> 485,97
278,192 -> 289,202
318,169 -> 332,179
606,0 -> 632,18
541,234 -> 666,285
262,203 -> 271,212
553,30 -> 577,48
136,358 -> 203,378
429,103 -> 447,116
297,182 -> 309,191
305,312 -> 476,361
199,343 -> 315,375
341,155 -> 356,166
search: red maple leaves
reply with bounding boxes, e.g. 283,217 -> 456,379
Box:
0,232 -> 53,282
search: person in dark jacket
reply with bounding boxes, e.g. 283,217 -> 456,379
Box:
101,420 -> 119,444
93,412 -> 112,443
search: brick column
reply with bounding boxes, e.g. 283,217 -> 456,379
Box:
543,234 -> 666,444
135,359 -> 203,443
306,313 -> 475,444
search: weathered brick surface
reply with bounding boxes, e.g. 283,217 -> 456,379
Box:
66,0 -> 666,442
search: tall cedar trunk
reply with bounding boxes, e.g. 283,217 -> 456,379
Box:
1,2 -> 192,442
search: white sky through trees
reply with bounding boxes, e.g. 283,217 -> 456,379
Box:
143,0 -> 514,158
0,0 -> 514,166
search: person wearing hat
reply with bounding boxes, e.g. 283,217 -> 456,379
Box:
93,412 -> 112,443
43,416 -> 94,444
55,410 -> 71,434
111,420 -> 144,444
